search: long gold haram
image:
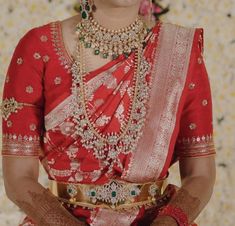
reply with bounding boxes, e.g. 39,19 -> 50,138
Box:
81,44 -> 141,140
71,21 -> 152,172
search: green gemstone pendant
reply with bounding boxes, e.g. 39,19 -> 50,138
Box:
81,10 -> 88,20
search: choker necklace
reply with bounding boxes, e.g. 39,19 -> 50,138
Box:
75,15 -> 149,59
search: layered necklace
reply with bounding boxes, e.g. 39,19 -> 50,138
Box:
71,15 -> 153,174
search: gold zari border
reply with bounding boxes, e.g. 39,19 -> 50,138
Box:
1,133 -> 41,156
176,135 -> 216,158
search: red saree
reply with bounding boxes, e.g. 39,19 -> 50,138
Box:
1,19 -> 215,226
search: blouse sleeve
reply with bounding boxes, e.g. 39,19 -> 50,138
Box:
1,28 -> 44,158
174,28 -> 216,158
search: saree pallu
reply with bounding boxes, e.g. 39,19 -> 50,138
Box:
1,18 -> 215,226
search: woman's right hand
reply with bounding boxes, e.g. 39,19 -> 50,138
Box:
2,156 -> 86,226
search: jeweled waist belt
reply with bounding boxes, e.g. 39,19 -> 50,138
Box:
49,179 -> 165,210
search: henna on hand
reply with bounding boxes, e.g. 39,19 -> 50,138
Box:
16,188 -> 84,226
169,187 -> 201,222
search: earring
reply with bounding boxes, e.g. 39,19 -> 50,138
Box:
80,0 -> 92,20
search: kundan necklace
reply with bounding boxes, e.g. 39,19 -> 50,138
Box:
75,15 -> 149,59
71,16 -> 153,173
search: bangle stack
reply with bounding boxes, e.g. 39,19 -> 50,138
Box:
158,204 -> 189,226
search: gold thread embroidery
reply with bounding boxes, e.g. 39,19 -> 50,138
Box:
202,99 -> 208,106
50,22 -> 72,73
7,120 -> 13,127
189,123 -> 197,130
26,86 -> 34,94
114,102 -> 125,128
40,35 -> 48,42
85,67 -> 119,100
43,55 -> 50,62
17,57 -> 24,65
176,134 -> 216,157
1,97 -> 23,120
188,83 -> 196,90
91,208 -> 139,226
30,124 -> 37,131
0,97 -> 38,121
54,76 -> 62,85
33,52 -> 41,59
119,80 -> 130,98
122,23 -> 195,182
44,95 -> 74,131
2,133 -> 41,156
95,114 -> 111,127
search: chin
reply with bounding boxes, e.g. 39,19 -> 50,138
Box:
104,0 -> 141,7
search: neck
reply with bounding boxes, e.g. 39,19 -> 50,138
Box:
93,0 -> 141,30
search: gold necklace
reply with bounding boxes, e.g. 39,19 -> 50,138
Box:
71,19 -> 153,173
75,15 -> 148,59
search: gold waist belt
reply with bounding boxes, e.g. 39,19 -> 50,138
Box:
49,179 -> 164,210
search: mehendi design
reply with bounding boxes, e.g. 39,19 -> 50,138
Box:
169,188 -> 201,223
16,188 -> 84,226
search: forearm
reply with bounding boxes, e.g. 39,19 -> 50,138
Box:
152,176 -> 215,226
175,176 -> 214,222
5,177 -> 85,226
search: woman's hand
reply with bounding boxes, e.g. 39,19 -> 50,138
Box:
152,216 -> 178,226
2,156 -> 86,226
